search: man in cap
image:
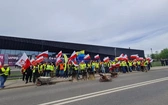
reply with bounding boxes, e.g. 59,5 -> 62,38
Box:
0,64 -> 11,89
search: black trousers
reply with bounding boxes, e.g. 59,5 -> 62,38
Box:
33,73 -> 39,83
26,73 -> 32,82
22,72 -> 26,81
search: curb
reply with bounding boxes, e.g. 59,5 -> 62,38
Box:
2,66 -> 168,90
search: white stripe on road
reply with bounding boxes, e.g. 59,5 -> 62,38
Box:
39,77 -> 168,105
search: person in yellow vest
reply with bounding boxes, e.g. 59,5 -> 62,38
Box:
72,64 -> 78,81
32,64 -> 39,83
95,61 -> 100,73
132,60 -> 137,71
45,62 -> 51,77
128,60 -> 133,72
144,60 -> 149,72
50,62 -> 55,77
43,62 -> 47,76
121,61 -> 127,73
0,64 -> 10,89
79,61 -> 87,80
87,61 -> 92,78
137,61 -> 141,71
38,63 -> 44,76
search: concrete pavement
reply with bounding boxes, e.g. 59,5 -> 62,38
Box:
2,66 -> 168,90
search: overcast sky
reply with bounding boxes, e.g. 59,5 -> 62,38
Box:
0,0 -> 168,56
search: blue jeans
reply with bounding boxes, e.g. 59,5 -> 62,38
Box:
129,66 -> 133,72
0,76 -> 4,88
59,70 -> 64,77
0,76 -> 7,88
122,67 -> 126,73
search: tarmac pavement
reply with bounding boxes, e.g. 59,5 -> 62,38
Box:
2,66 -> 168,90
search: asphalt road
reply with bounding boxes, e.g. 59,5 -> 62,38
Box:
1,68 -> 168,105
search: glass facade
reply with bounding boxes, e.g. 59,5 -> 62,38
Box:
0,49 -> 56,56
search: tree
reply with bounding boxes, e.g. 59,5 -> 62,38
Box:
160,48 -> 168,59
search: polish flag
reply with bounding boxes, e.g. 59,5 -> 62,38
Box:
69,51 -> 77,61
137,57 -> 144,61
15,53 -> 31,69
130,54 -> 139,59
103,57 -> 110,62
84,54 -> 91,60
56,57 -> 62,65
30,58 -> 36,66
71,60 -> 79,66
56,51 -> 62,58
36,51 -> 48,59
94,54 -> 100,59
119,54 -> 124,58
118,54 -> 124,61
35,56 -> 44,63
123,54 -> 128,61
116,62 -> 120,67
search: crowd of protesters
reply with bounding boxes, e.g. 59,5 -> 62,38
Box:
20,58 -> 152,84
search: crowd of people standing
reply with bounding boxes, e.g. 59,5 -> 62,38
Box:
20,59 -> 151,84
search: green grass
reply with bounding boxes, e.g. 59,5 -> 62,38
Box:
151,61 -> 162,67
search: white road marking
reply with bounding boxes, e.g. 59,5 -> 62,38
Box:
39,77 -> 168,105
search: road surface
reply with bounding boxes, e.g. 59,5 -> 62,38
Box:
0,68 -> 168,105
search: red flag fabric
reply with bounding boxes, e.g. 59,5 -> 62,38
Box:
71,60 -> 79,66
36,51 -> 48,59
69,51 -> 77,61
56,51 -> 62,58
56,57 -> 62,65
119,54 -> 124,58
103,57 -> 110,62
94,54 -> 100,59
15,53 -> 31,69
118,54 -> 124,61
84,54 -> 90,60
130,54 -> 139,59
30,58 -> 36,66
35,56 -> 44,63
123,54 -> 128,61
137,57 -> 144,61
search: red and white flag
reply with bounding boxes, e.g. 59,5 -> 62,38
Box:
69,51 -> 77,61
103,57 -> 110,62
116,61 -> 120,67
56,51 -> 62,58
30,58 -> 36,66
119,53 -> 124,58
130,54 -> 139,59
36,51 -> 48,59
137,57 -> 144,61
118,54 -> 124,61
94,54 -> 100,59
35,56 -> 44,63
71,60 -> 79,66
123,54 -> 128,61
84,54 -> 91,60
15,53 -> 31,69
56,57 -> 62,65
